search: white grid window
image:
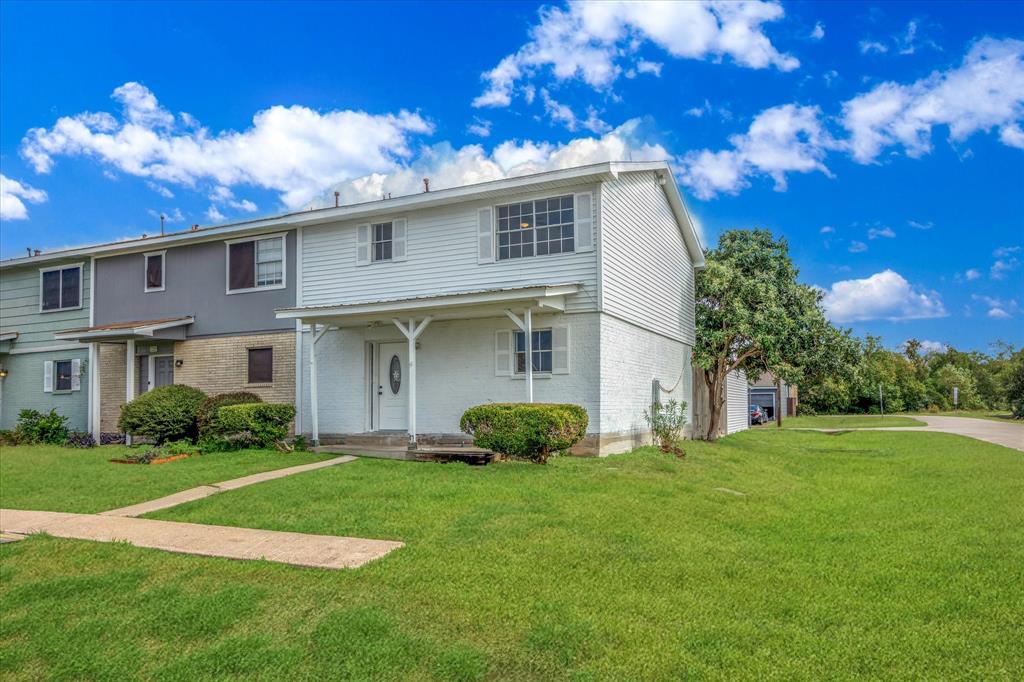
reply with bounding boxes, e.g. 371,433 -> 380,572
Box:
514,329 -> 553,374
373,222 -> 393,262
496,195 -> 574,261
255,237 -> 284,287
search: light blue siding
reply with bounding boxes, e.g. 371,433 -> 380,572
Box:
0,348 -> 90,431
0,259 -> 92,349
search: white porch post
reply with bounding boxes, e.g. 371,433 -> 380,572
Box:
89,342 -> 101,442
309,323 -> 329,446
504,308 -> 534,403
393,316 -> 432,448
125,338 -> 135,445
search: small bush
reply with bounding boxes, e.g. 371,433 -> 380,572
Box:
197,391 -> 263,436
0,430 -> 16,446
644,399 -> 688,456
460,403 -> 588,464
214,403 -> 295,448
795,402 -> 817,417
163,438 -> 200,455
14,409 -> 69,445
291,434 -> 308,452
100,433 -> 126,445
64,431 -> 96,448
117,384 -> 207,444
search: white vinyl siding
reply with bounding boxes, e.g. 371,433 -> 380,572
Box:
725,369 -> 749,435
600,171 -> 696,344
301,184 -> 600,313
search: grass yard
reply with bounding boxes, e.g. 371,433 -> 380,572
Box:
0,445 -> 330,514
780,414 -> 926,429
2,430 -> 1023,680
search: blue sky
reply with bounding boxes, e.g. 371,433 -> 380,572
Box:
1,0 -> 1021,351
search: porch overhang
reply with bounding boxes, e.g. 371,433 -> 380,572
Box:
54,316 -> 194,342
0,331 -> 17,354
275,283 -> 581,327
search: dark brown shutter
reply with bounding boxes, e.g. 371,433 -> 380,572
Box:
247,347 -> 273,383
229,241 -> 255,290
146,254 -> 163,289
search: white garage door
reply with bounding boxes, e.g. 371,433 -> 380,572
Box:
725,369 -> 749,435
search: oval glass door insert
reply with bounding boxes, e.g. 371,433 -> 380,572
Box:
389,355 -> 402,394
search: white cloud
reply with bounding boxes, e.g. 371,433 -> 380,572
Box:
473,0 -> 797,108
0,174 -> 48,220
312,119 -> 670,208
918,339 -> 947,353
678,104 -> 835,199
821,269 -> 947,322
208,185 -> 258,213
991,246 -> 1021,280
848,240 -> 868,253
842,37 -> 1024,163
145,181 -> 174,198
205,205 -> 225,222
819,225 -> 834,234
21,81 -> 434,210
147,207 -> 184,223
993,245 -> 1021,258
635,59 -> 663,76
973,294 -> 1020,318
859,40 -> 889,55
467,118 -> 492,137
1000,123 -> 1024,148
894,20 -> 941,56
868,225 -> 895,239
965,268 -> 981,281
810,22 -> 825,41
908,219 -> 933,229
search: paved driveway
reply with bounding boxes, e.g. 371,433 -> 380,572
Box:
911,416 -> 1024,452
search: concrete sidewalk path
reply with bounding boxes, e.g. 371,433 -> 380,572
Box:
0,508 -> 403,569
793,416 -> 1023,452
101,455 -> 356,517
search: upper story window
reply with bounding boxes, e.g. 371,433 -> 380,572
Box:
39,265 -> 82,312
514,328 -> 553,374
372,222 -> 393,262
497,195 -> 574,261
144,251 -> 165,292
226,234 -> 285,294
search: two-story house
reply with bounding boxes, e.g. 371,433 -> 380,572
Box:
52,225 -> 298,440
278,161 -> 704,455
0,256 -> 94,431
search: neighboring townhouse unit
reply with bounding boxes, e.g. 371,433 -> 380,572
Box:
0,257 -> 93,431
279,161 -> 704,455
51,227 -> 298,440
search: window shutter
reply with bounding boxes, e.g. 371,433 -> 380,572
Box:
495,330 -> 512,376
356,224 -> 371,265
552,326 -> 570,374
574,193 -> 594,252
43,361 -> 54,392
392,218 -> 408,261
478,208 -> 494,264
71,359 -> 82,391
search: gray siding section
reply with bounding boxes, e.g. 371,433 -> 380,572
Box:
0,348 -> 90,430
0,259 -> 91,349
94,232 -> 295,337
301,184 -> 601,313
600,171 -> 696,344
726,369 -> 750,434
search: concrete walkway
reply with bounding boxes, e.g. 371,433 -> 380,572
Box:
101,455 -> 356,517
0,509 -> 402,569
795,416 -> 1023,452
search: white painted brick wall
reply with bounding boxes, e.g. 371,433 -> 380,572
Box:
599,314 -> 692,442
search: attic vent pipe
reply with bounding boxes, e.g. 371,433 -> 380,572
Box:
423,177 -> 430,193
334,191 -> 340,208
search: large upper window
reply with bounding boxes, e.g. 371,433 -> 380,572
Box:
372,222 -> 393,262
144,251 -> 165,292
227,235 -> 285,293
40,265 -> 81,311
496,195 -> 574,261
514,329 -> 553,374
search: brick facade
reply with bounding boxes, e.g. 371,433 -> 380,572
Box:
99,332 -> 295,433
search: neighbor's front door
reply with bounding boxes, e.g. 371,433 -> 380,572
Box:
154,356 -> 174,388
376,342 -> 408,431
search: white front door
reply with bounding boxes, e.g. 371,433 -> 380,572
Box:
376,342 -> 408,431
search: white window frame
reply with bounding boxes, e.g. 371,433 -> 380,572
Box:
224,233 -> 287,295
51,358 -> 79,393
513,328 -> 553,375
494,194 -> 577,262
144,250 -> 166,293
38,263 -> 85,313
371,221 -> 394,263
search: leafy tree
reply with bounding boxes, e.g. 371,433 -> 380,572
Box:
694,229 -> 838,440
1002,348 -> 1024,418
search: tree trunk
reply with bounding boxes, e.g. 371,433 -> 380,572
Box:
704,366 -> 727,441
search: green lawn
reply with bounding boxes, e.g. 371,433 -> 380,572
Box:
0,445 -> 330,514
2,430 -> 1023,679
780,414 -> 926,429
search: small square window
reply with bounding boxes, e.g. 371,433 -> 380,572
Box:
247,348 -> 273,383
372,221 -> 393,262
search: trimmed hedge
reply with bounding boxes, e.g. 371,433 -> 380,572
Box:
460,403 -> 588,464
197,391 -> 263,436
214,403 -> 295,447
118,384 -> 207,443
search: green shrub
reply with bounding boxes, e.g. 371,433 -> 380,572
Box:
64,431 -> 96,448
644,399 -> 688,455
795,402 -> 817,417
214,403 -> 295,447
460,403 -> 588,464
117,384 -> 207,443
197,391 -> 263,436
14,409 -> 69,445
